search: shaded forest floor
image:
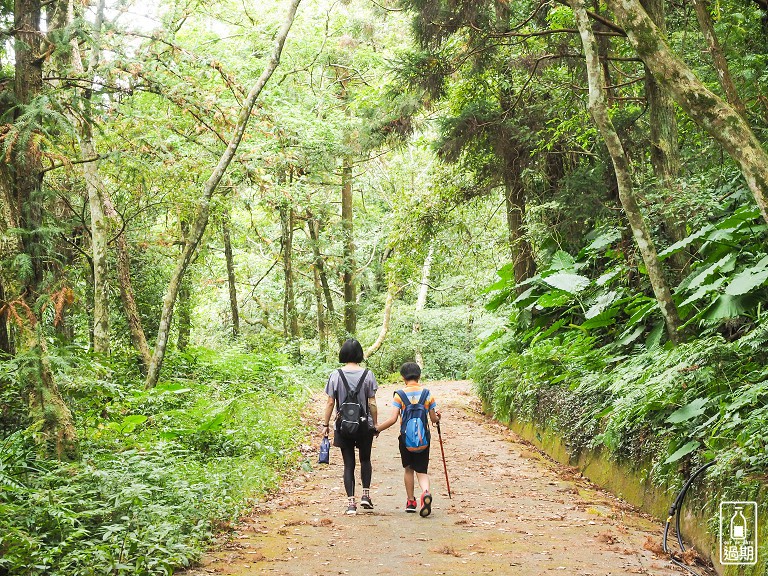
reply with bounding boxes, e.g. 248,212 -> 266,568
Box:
184,381 -> 706,575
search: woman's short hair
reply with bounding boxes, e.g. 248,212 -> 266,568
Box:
400,362 -> 421,382
338,338 -> 364,363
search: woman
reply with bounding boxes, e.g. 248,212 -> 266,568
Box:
322,338 -> 378,515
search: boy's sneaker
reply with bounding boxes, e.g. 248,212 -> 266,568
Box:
405,499 -> 417,513
419,491 -> 432,517
345,502 -> 357,515
360,495 -> 373,509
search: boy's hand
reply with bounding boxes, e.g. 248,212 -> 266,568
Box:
436,410 -> 442,422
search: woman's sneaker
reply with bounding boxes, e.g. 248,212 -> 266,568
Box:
345,502 -> 357,515
360,495 -> 373,509
405,499 -> 417,513
419,491 -> 432,517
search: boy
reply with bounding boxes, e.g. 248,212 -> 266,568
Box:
376,362 -> 441,517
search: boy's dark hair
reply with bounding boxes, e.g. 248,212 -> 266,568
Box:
338,338 -> 364,363
400,362 -> 421,382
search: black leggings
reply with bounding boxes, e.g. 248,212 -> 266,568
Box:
339,436 -> 373,497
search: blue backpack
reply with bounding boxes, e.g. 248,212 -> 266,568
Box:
396,389 -> 430,452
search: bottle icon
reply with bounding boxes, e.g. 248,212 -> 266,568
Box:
730,507 -> 747,542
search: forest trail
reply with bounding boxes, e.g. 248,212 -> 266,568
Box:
185,381 -> 688,576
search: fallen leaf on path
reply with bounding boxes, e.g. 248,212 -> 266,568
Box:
682,548 -> 700,565
433,545 -> 462,557
642,535 -> 665,556
596,531 -> 618,544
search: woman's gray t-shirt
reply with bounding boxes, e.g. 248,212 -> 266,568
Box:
325,368 -> 378,429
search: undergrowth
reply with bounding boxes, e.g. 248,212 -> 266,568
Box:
0,344 -> 318,576
473,191 -> 768,566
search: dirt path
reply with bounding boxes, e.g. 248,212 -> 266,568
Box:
186,381 -> 688,576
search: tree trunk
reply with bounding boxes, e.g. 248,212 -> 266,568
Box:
607,0 -> 768,226
81,131 -> 109,353
67,0 -> 109,354
311,255 -> 327,353
308,221 -> 327,353
572,0 -> 683,344
413,243 -> 434,368
176,219 -> 192,352
280,203 -> 299,339
691,0 -> 747,117
145,0 -> 302,387
504,170 -> 537,292
365,285 -> 398,359
641,0 -> 689,278
222,208 -> 240,338
341,157 -> 357,336
102,189 -> 152,370
177,277 -> 192,351
0,279 -> 11,356
307,211 -> 336,338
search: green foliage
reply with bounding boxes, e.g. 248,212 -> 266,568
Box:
1,346 -> 316,576
474,189 -> 768,506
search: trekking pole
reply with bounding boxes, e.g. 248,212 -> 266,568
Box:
436,422 -> 452,499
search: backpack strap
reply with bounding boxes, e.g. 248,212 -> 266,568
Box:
337,368 -> 369,404
395,390 -> 410,411
356,369 -> 370,417
417,388 -> 430,407
337,369 -> 352,404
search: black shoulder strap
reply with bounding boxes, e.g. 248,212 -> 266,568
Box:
417,388 -> 430,406
357,369 -> 370,416
396,390 -> 410,409
337,369 -> 369,403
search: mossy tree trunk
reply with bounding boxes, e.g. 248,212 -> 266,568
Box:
572,0 -> 684,344
607,0 -> 768,226
67,0 -> 109,355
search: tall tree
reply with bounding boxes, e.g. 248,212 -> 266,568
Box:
340,155 -> 357,337
145,0 -> 303,387
9,0 -> 77,457
67,0 -> 109,354
572,0 -> 684,343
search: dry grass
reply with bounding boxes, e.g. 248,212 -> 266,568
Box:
434,546 -> 462,557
